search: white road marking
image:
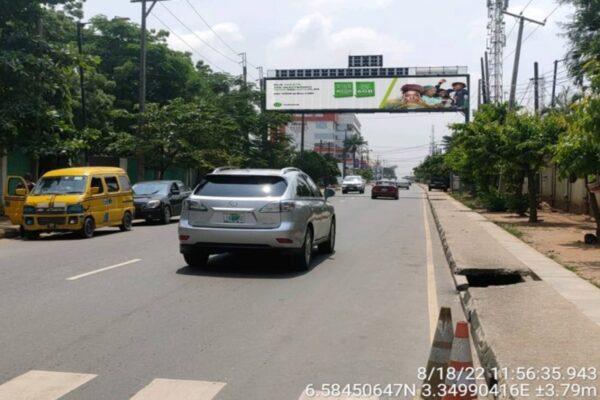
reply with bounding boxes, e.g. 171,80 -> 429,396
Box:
422,192 -> 439,342
130,378 -> 226,400
299,391 -> 378,399
0,370 -> 96,400
66,258 -> 142,281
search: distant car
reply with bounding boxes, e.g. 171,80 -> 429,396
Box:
178,167 -> 336,270
133,180 -> 192,224
397,179 -> 410,190
371,180 -> 399,200
341,175 -> 365,194
428,176 -> 449,192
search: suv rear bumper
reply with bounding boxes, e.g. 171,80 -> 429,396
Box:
178,220 -> 306,252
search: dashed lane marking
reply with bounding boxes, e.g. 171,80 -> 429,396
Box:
66,258 -> 142,281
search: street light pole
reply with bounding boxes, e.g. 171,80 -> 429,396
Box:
342,129 -> 347,178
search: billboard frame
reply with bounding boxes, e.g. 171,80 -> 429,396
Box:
264,73 -> 471,123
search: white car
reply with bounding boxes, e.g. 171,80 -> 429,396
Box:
341,175 -> 365,194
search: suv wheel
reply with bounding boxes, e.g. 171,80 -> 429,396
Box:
161,206 -> 171,225
184,251 -> 209,268
318,219 -> 335,254
293,228 -> 313,270
24,230 -> 40,240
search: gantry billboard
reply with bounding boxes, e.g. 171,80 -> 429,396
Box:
265,76 -> 469,113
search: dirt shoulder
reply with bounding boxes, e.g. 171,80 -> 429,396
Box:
453,198 -> 600,288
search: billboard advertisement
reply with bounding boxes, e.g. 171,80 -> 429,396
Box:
266,77 -> 469,112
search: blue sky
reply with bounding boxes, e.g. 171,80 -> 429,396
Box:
82,0 -> 573,175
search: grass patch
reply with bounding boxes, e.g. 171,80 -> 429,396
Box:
449,192 -> 483,210
498,223 -> 523,238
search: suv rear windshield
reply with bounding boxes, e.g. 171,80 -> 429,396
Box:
195,175 -> 288,197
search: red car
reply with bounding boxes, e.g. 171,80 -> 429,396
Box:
371,180 -> 399,200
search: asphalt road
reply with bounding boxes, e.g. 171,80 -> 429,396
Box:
0,185 -> 464,400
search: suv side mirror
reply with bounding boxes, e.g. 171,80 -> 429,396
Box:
91,186 -> 100,195
324,188 -> 335,199
171,188 -> 180,195
15,188 -> 27,196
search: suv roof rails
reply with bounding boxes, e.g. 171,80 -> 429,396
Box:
281,167 -> 302,174
212,166 -> 239,173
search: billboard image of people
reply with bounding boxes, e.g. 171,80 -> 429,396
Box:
266,77 -> 469,112
381,79 -> 468,110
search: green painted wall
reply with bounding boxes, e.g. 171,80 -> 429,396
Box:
7,150 -> 32,177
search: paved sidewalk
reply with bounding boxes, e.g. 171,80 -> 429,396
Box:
426,188 -> 600,399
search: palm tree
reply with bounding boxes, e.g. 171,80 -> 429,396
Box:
344,134 -> 367,173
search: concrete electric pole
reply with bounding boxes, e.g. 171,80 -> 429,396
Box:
131,0 -> 168,181
504,10 -> 545,107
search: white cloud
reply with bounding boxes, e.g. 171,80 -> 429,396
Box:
305,0 -> 393,12
268,13 -> 413,69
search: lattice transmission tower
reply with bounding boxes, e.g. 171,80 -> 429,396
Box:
486,0 -> 509,102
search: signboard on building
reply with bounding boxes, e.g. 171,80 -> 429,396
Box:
265,76 -> 469,113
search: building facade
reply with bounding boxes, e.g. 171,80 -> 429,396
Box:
284,113 -> 368,171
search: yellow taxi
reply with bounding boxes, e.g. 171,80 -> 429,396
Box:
3,167 -> 134,239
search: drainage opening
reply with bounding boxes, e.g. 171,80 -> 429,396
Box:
466,272 -> 525,287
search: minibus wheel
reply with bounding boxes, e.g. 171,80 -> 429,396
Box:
80,217 -> 95,239
120,212 -> 133,231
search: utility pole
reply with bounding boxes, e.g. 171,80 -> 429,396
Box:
240,52 -> 247,88
533,61 -> 540,114
551,59 -> 558,107
504,10 -> 545,107
484,51 -> 491,103
76,21 -> 88,165
132,0 -> 168,181
478,79 -> 482,108
342,128 -> 348,178
480,57 -> 488,105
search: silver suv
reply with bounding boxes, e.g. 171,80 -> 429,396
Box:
179,167 -> 336,270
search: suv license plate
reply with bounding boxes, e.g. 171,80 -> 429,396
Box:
223,213 -> 244,224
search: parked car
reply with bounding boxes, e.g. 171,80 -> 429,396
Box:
428,176 -> 449,192
341,175 -> 365,194
3,167 -> 134,239
133,180 -> 192,224
371,180 -> 399,200
178,167 -> 336,270
397,179 -> 410,190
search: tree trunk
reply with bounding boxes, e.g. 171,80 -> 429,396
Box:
585,179 -> 600,237
352,151 -> 356,173
527,169 -> 538,223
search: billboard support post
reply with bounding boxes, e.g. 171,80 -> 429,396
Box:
300,113 -> 305,157
465,74 -> 471,123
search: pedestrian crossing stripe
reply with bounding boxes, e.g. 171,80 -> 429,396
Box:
130,378 -> 226,400
0,370 -> 96,400
299,391 -> 379,400
0,371 -> 378,400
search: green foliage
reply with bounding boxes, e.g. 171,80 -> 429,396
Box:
354,168 -> 374,181
561,0 -> 600,88
293,152 -> 340,185
413,154 -> 449,181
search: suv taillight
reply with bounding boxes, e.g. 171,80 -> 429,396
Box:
184,199 -> 208,211
259,201 -> 295,213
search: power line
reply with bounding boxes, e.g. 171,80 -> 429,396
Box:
159,2 -> 241,65
151,13 -> 227,73
182,0 -> 239,55
181,0 -> 262,74
506,0 -> 535,40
